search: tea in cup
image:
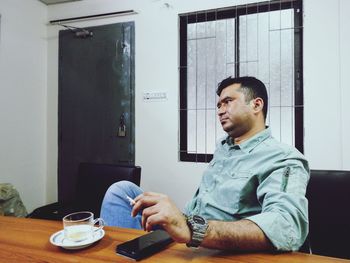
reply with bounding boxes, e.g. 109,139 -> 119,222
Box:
63,211 -> 104,242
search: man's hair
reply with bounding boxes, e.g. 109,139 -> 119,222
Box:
216,76 -> 268,119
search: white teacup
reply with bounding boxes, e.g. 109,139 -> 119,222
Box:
63,211 -> 104,242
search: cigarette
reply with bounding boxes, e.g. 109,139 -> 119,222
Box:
126,195 -> 136,205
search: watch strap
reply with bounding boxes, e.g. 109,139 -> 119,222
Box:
186,215 -> 208,248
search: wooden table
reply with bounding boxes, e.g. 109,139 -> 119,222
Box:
0,216 -> 349,263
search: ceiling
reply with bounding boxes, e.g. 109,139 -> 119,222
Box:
38,0 -> 83,5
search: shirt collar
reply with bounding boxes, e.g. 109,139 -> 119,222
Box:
221,127 -> 271,153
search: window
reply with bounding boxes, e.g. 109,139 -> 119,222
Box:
179,0 -> 303,162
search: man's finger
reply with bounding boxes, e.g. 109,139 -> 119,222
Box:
144,213 -> 166,232
131,195 -> 159,217
134,192 -> 162,202
141,205 -> 160,230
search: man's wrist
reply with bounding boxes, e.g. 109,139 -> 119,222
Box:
182,214 -> 192,244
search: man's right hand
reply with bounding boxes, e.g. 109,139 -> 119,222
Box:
131,192 -> 191,243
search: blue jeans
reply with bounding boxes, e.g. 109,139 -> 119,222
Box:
100,181 -> 143,229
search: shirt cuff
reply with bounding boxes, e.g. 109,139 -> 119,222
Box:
246,212 -> 298,251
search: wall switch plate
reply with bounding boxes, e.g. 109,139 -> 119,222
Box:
143,92 -> 167,102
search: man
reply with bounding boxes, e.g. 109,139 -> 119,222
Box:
101,76 -> 309,251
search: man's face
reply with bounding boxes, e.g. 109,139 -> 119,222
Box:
217,84 -> 254,137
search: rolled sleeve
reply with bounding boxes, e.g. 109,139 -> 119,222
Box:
247,157 -> 309,251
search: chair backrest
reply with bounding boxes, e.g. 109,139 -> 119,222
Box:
306,169 -> 350,259
75,163 -> 141,218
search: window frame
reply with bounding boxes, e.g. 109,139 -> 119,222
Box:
179,0 -> 303,162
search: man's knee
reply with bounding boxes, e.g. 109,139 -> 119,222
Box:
106,180 -> 138,197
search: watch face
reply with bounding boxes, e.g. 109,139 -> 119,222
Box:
193,215 -> 205,224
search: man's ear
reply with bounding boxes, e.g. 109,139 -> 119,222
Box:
250,98 -> 264,113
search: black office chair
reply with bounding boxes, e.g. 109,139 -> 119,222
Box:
305,169 -> 350,259
28,163 -> 141,220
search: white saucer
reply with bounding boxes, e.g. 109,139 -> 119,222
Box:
50,227 -> 105,250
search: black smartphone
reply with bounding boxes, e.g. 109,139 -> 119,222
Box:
116,230 -> 174,261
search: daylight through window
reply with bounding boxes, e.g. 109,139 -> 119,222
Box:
179,0 -> 303,162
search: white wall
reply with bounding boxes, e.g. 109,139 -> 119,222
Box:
303,0 -> 350,170
1,0 -> 349,212
0,0 -> 47,212
339,0 -> 350,171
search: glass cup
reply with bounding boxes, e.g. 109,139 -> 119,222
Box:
63,211 -> 104,242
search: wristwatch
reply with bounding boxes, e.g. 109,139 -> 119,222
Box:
186,215 -> 208,248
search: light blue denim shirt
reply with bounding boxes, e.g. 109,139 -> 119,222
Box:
184,128 -> 309,251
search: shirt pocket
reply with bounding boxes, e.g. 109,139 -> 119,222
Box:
214,171 -> 251,210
